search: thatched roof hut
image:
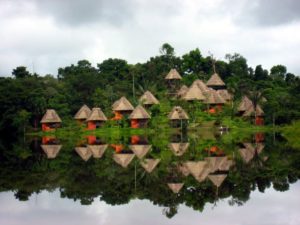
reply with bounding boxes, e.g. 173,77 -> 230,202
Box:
140,158 -> 160,173
139,91 -> 159,105
182,83 -> 205,101
168,106 -> 189,120
204,89 -> 226,104
238,96 -> 253,112
113,153 -> 135,168
40,109 -> 62,123
217,89 -> 232,101
243,104 -> 264,117
41,145 -> 62,159
238,96 -> 264,117
205,156 -> 228,173
129,105 -> 151,119
168,143 -> 189,156
86,108 -> 107,121
165,69 -> 182,80
74,105 -> 91,120
208,174 -> 227,187
177,163 -> 190,176
167,183 -> 184,194
75,147 -> 92,161
192,79 -> 209,93
206,73 -> 225,87
112,96 -> 134,112
129,144 -> 151,159
177,85 -> 189,97
239,148 -> 254,163
87,144 -> 108,158
185,161 -> 209,182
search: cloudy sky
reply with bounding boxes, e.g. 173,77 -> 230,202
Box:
0,0 -> 300,76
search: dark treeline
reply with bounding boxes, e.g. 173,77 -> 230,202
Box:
1,43 -> 300,132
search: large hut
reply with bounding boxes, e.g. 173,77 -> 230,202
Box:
112,96 -> 134,120
74,105 -> 91,124
182,83 -> 205,101
139,91 -> 159,107
40,109 -> 62,131
86,108 -> 107,130
165,69 -> 182,95
128,105 -> 151,128
238,96 -> 264,125
203,89 -> 226,113
168,106 -> 189,128
206,73 -> 226,90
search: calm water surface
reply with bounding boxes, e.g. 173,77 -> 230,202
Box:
0,131 -> 299,225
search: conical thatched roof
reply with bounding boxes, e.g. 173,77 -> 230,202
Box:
165,69 -> 182,80
177,85 -> 189,97
239,148 -> 254,163
219,159 -> 234,171
74,105 -> 91,120
140,158 -> 160,173
168,106 -> 189,120
112,96 -> 134,111
238,96 -> 252,112
86,108 -> 107,121
41,145 -> 62,159
129,105 -> 151,119
139,91 -> 159,105
243,104 -> 264,117
75,147 -> 92,161
167,183 -> 184,194
178,163 -> 190,176
208,174 -> 227,187
205,156 -> 228,173
113,153 -> 135,168
40,109 -> 62,123
87,144 -> 108,158
204,89 -> 226,104
129,145 -> 151,159
168,143 -> 189,156
217,89 -> 232,101
185,161 -> 209,182
206,73 -> 225,87
192,79 -> 209,93
182,84 -> 205,101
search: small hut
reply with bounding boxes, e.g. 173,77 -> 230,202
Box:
208,174 -> 227,188
216,89 -> 232,102
40,109 -> 62,131
75,147 -> 92,161
139,91 -> 159,107
206,73 -> 226,90
113,153 -> 135,168
168,143 -> 189,156
184,161 -> 209,182
192,79 -> 210,93
177,85 -> 188,98
86,108 -> 107,130
140,158 -> 160,173
41,144 -> 62,159
128,105 -> 151,128
129,144 -> 152,159
204,89 -> 226,113
238,96 -> 264,125
87,144 -> 108,159
112,96 -> 134,120
165,69 -> 182,95
167,183 -> 184,194
168,106 -> 189,128
205,156 -> 228,173
74,105 -> 91,124
182,83 -> 205,101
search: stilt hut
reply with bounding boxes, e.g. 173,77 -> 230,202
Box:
167,183 -> 184,194
129,144 -> 152,159
206,73 -> 226,90
139,91 -> 159,107
185,161 -> 210,183
168,106 -> 189,128
238,96 -> 264,125
87,144 -> 108,159
40,109 -> 62,131
113,153 -> 135,168
208,174 -> 227,188
177,85 -> 188,98
204,89 -> 226,113
86,108 -> 107,130
192,79 -> 210,93
128,105 -> 151,128
75,147 -> 92,161
41,144 -> 62,159
140,158 -> 160,173
181,83 -> 205,101
74,105 -> 91,124
205,156 -> 230,173
112,96 -> 134,120
216,89 -> 232,102
165,69 -> 182,95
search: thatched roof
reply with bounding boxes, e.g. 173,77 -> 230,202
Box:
167,183 -> 184,194
185,161 -> 209,182
168,143 -> 189,156
140,158 -> 160,173
204,89 -> 226,104
87,144 -> 108,158
206,73 -> 225,87
238,96 -> 252,112
129,145 -> 151,159
112,96 -> 134,111
192,79 -> 209,93
139,91 -> 159,105
243,104 -> 264,117
168,106 -> 189,120
113,153 -> 135,168
217,89 -> 232,101
74,105 -> 91,120
41,145 -> 62,159
177,85 -> 189,97
75,147 -> 92,161
205,156 -> 228,173
219,159 -> 234,171
177,163 -> 190,176
239,148 -> 254,163
129,105 -> 151,119
40,109 -> 62,123
165,69 -> 182,80
182,83 -> 205,101
86,108 -> 107,121
238,96 -> 264,116
208,174 -> 227,187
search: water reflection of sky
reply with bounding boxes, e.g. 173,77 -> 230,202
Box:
1,182 -> 299,225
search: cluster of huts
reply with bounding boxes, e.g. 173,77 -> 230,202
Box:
40,69 -> 265,131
